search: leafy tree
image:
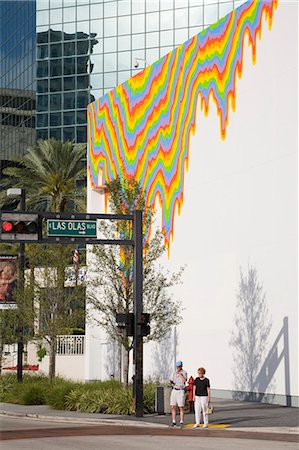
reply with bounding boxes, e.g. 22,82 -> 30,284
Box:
0,275 -> 36,373
0,139 -> 87,379
88,177 -> 183,386
0,309 -> 18,371
26,244 -> 85,380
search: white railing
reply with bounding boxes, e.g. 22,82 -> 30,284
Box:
3,343 -> 17,355
56,335 -> 85,355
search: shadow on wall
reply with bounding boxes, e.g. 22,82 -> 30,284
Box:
230,266 -> 272,397
230,265 -> 291,406
151,328 -> 177,383
251,317 -> 291,406
105,340 -> 119,380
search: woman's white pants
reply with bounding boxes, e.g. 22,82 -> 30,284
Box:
194,396 -> 209,425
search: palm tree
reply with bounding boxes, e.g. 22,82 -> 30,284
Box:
0,139 -> 86,212
0,139 -> 87,379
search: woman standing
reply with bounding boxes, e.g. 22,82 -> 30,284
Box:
193,367 -> 210,428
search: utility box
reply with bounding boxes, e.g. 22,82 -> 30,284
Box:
155,386 -> 172,414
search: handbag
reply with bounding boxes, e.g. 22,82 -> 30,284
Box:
206,405 -> 214,415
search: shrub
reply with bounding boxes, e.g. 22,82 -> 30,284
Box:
65,384 -> 134,415
65,389 -> 110,413
0,375 -> 156,415
143,383 -> 156,414
47,380 -> 79,410
106,387 -> 134,415
21,385 -> 47,405
0,373 -> 17,402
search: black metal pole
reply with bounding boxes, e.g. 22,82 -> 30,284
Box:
133,210 -> 143,417
17,189 -> 25,382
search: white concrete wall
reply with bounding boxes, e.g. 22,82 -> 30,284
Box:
40,355 -> 85,381
85,185 -> 111,381
87,1 -> 298,403
144,1 -> 298,400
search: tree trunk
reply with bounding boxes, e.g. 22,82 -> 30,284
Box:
48,336 -> 56,380
118,341 -> 122,383
124,347 -> 130,387
0,341 -> 3,373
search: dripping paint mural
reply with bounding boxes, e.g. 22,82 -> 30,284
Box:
88,0 -> 277,248
86,0 -> 298,403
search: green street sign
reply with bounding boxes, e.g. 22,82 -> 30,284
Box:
47,219 -> 97,237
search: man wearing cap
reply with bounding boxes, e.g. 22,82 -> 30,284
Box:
169,360 -> 187,428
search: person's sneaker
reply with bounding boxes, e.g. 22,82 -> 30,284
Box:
202,424 -> 208,429
179,422 -> 184,429
169,422 -> 176,428
192,424 -> 199,428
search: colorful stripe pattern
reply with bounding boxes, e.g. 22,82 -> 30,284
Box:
88,0 -> 277,248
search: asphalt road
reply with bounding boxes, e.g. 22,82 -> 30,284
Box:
1,434 -> 298,450
1,416 -> 298,450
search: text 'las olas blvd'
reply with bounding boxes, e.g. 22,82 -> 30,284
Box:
47,220 -> 97,237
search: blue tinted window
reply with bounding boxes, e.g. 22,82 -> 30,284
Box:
63,111 -> 76,125
77,91 -> 89,108
50,60 -> 62,77
50,128 -> 62,140
37,61 -> 48,77
64,58 -> 76,75
64,76 -> 76,91
37,95 -> 48,111
50,113 -> 61,126
50,93 -> 62,111
50,78 -> 62,92
63,127 -> 75,141
64,92 -> 76,109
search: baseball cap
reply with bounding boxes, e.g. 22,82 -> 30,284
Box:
176,361 -> 183,367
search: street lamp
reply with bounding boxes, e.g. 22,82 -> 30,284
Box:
6,188 -> 25,382
133,58 -> 149,68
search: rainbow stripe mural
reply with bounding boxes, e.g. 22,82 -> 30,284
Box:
88,0 -> 277,248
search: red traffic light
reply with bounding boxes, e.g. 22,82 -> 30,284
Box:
2,221 -> 13,232
0,213 -> 40,241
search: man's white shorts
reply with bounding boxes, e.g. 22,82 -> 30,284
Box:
170,389 -> 185,407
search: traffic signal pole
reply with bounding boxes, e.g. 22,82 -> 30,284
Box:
1,208 -> 145,404
17,189 -> 25,382
133,210 -> 143,417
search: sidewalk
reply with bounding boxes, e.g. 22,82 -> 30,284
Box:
1,398 -> 298,435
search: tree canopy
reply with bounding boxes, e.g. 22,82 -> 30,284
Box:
88,176 -> 183,384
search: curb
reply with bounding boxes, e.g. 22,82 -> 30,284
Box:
229,426 -> 299,435
0,411 -> 167,428
1,411 -> 299,436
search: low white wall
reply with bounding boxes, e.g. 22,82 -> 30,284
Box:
40,355 -> 85,381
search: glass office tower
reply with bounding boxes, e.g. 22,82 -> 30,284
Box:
0,0 -> 36,170
36,0 -> 246,144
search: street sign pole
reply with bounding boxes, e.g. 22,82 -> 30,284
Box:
17,190 -> 25,382
133,210 -> 143,417
1,208 -> 145,410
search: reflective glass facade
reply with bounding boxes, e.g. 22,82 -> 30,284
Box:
36,0 -> 246,144
0,0 -> 36,167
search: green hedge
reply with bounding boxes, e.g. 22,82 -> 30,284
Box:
0,374 -> 156,415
